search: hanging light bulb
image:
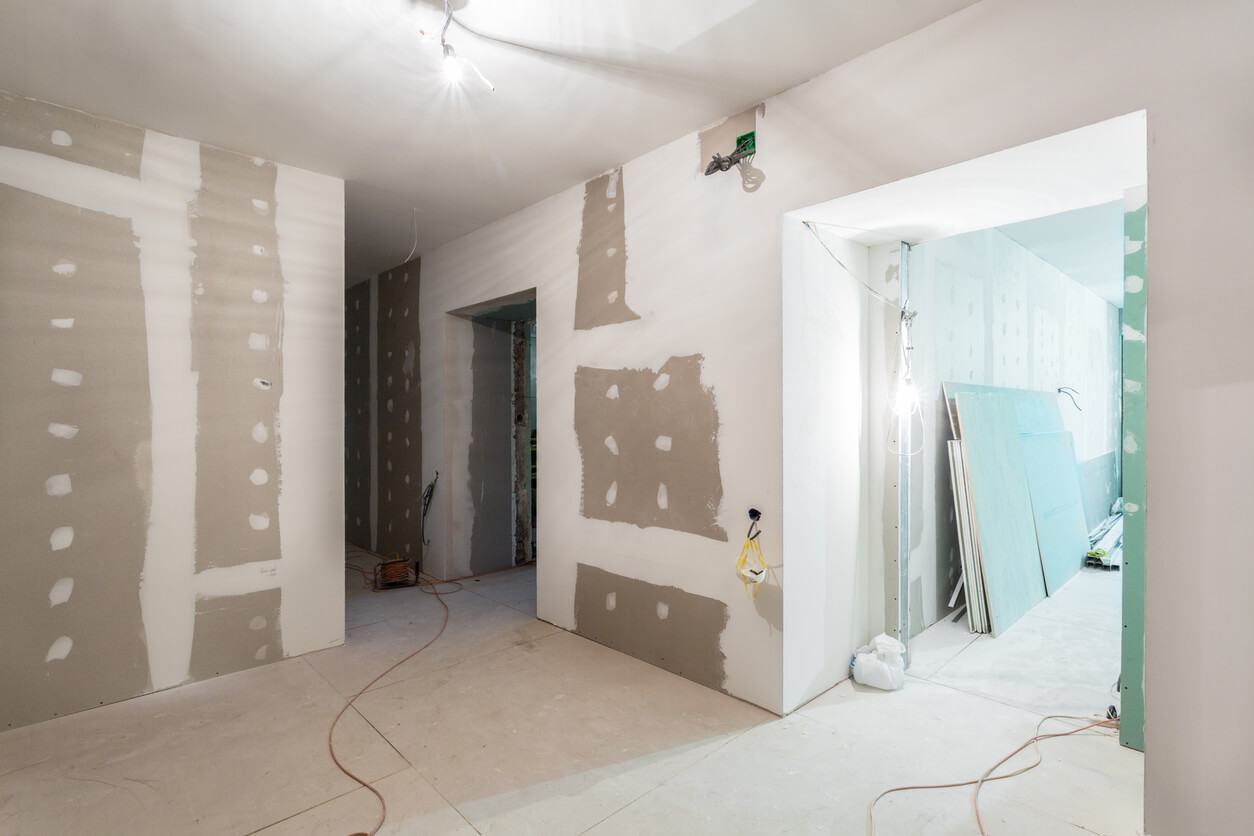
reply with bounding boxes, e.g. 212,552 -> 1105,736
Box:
442,43 -> 462,82
893,373 -> 918,417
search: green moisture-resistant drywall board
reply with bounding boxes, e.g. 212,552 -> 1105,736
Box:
1120,189 -> 1147,751
943,381 -> 1066,440
1021,432 -> 1090,595
955,392 -> 1047,636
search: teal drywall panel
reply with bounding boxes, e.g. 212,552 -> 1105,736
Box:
1120,191 -> 1147,752
944,381 -> 1066,438
1022,432 -> 1090,594
955,392 -> 1047,636
1078,451 -> 1119,532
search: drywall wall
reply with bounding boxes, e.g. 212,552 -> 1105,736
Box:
419,12 -> 1254,825
375,259 -> 423,561
780,222 -> 896,710
0,91 -> 344,728
907,226 -> 1122,632
344,281 -> 371,548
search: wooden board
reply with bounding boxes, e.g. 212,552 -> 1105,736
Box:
1020,432 -> 1091,595
943,382 -> 1066,439
955,392 -> 1046,636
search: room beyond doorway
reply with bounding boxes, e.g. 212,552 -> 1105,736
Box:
780,111 -> 1147,754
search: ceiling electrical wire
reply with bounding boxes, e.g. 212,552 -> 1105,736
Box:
866,714 -> 1120,836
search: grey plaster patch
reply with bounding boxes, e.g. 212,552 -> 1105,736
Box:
467,317 -> 515,574
574,355 -> 727,541
375,261 -> 422,561
190,146 -> 284,571
574,563 -> 729,691
0,185 -> 151,729
0,91 -> 144,178
574,168 -> 640,330
344,281 -> 372,549
188,588 -> 282,680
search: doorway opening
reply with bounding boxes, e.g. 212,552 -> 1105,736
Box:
452,289 -> 538,580
782,111 -> 1147,752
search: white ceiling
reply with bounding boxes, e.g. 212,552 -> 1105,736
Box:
0,0 -> 981,284
793,111 -> 1144,308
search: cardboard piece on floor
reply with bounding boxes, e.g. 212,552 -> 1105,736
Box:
955,392 -> 1046,636
1021,432 -> 1091,594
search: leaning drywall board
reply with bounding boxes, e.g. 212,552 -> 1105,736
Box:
1021,432 -> 1090,595
955,392 -> 1047,635
943,382 -> 1066,439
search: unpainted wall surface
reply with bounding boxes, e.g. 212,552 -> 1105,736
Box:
574,168 -> 639,330
344,281 -> 371,548
0,185 -> 152,728
375,260 -> 422,560
467,317 -> 515,574
0,91 -> 345,729
574,355 -> 727,541
575,563 -> 728,691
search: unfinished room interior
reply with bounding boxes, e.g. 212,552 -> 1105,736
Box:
1,1 -> 1251,834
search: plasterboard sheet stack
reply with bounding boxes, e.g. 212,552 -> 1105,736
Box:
948,439 -> 989,633
1021,432 -> 1091,594
955,392 -> 1048,636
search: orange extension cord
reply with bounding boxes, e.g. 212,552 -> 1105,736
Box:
333,549 -> 535,836
867,714 -> 1120,836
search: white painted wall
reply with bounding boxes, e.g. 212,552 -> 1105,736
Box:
419,2 -> 1254,828
274,165 -> 347,658
782,222 -> 896,711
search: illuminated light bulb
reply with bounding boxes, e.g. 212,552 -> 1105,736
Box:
893,374 -> 918,416
442,44 -> 462,82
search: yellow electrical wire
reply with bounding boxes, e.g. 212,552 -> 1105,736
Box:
737,534 -> 766,599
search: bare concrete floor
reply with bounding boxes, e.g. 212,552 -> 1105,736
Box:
0,561 -> 1142,835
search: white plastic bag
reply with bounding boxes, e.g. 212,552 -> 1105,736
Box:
851,633 -> 906,691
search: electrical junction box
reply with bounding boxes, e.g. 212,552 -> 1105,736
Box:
736,130 -> 756,155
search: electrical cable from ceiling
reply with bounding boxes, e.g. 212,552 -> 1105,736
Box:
866,712 -> 1120,836
802,220 -> 924,455
436,0 -> 494,90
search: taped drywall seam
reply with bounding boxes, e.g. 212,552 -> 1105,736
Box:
134,131 -> 202,690
274,165 -> 345,656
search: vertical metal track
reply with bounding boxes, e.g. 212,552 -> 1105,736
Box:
896,242 -> 911,664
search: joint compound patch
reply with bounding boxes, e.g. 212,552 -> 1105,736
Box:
189,587 -> 282,680
190,146 -> 284,572
574,168 -> 640,330
574,563 -> 728,691
574,355 -> 727,541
